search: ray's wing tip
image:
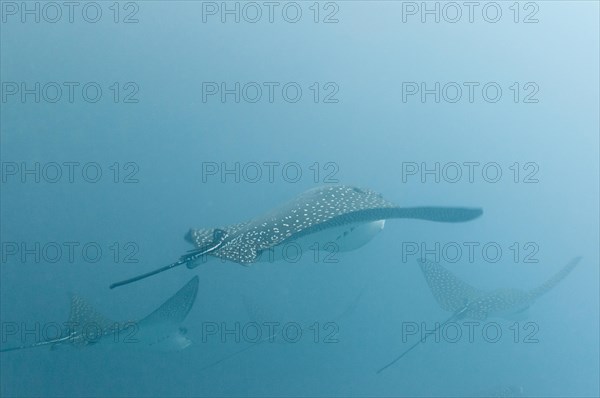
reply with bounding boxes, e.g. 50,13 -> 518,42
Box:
185,276 -> 200,299
189,275 -> 200,287
463,207 -> 483,219
428,206 -> 483,222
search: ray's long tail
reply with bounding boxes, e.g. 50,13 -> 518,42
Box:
0,333 -> 74,353
109,229 -> 227,289
376,304 -> 470,374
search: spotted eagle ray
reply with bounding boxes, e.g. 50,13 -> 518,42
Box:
1,276 -> 199,353
377,256 -> 581,373
110,185 -> 482,288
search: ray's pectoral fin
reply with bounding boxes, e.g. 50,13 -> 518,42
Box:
136,276 -> 200,350
139,276 -> 199,327
417,258 -> 483,312
109,229 -> 228,289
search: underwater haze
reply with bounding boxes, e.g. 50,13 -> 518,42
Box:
1,1 -> 599,397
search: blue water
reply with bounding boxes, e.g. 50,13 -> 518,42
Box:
1,1 -> 599,397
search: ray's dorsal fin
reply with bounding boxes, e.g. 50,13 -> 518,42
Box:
528,256 -> 581,300
417,259 -> 483,312
185,222 -> 248,247
139,276 -> 199,327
